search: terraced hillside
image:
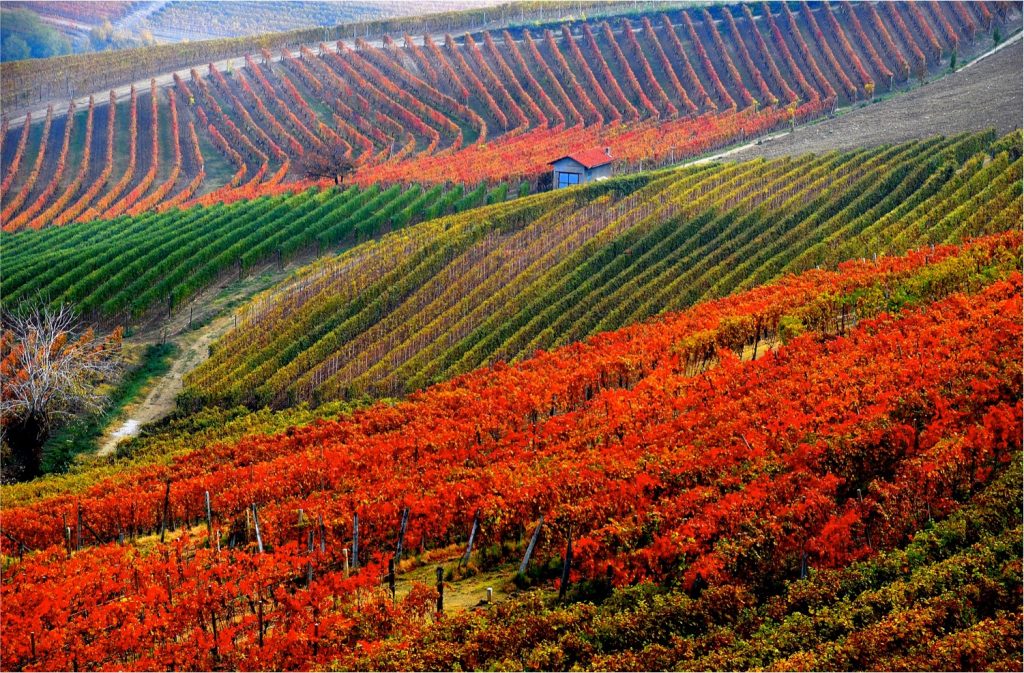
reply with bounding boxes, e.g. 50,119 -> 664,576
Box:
183,131 -> 1022,407
2,1 -> 1017,229
1,0 -> 1022,669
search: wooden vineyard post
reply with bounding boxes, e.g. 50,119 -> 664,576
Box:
77,513 -> 104,547
257,598 -> 265,648
351,513 -> 359,569
313,615 -> 320,656
519,515 -> 544,574
205,491 -> 212,536
252,504 -> 264,553
460,510 -> 480,567
435,566 -> 444,614
307,530 -> 315,586
559,527 -> 573,601
159,481 -> 171,543
394,507 -> 409,561
211,611 -> 219,662
76,505 -> 82,551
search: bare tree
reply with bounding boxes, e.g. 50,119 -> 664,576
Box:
297,144 -> 355,185
1,305 -> 122,480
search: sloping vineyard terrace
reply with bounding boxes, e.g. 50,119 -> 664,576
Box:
1,232 -> 1020,669
188,132 -> 1023,407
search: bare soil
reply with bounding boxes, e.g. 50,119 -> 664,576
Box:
98,312 -> 235,456
96,260 -> 304,455
726,35 -> 1023,161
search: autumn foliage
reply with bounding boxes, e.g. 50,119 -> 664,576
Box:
1,1 -> 1012,224
0,228 -> 1021,665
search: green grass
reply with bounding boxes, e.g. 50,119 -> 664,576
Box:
40,342 -> 177,473
192,122 -> 237,193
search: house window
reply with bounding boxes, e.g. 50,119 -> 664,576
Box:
557,171 -> 581,188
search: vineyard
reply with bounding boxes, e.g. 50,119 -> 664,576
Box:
0,1 -> 1022,670
6,1 -> 143,25
1,230 -> 1021,669
182,131 -> 1023,407
2,1 -> 1018,228
1,179 -> 518,319
0,2 -> 667,113
138,0 -> 502,41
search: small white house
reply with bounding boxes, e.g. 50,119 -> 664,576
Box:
548,147 -> 613,188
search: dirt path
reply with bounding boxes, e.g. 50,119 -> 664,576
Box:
98,312 -> 235,455
96,258 -> 306,455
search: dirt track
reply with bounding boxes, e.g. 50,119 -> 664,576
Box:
96,261 -> 295,456
97,312 -> 235,456
728,36 -> 1023,161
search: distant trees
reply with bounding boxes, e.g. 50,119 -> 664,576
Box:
0,8 -> 71,62
88,19 -> 136,52
0,8 -> 155,63
2,35 -> 31,62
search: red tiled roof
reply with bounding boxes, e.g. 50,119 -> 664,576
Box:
549,147 -> 613,169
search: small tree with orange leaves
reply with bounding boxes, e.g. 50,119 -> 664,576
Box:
1,305 -> 122,480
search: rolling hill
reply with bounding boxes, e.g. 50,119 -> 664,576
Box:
0,2 -> 1021,671
1,230 -> 1020,669
184,131 -> 1021,407
1,180 -> 519,319
2,1 -> 1018,229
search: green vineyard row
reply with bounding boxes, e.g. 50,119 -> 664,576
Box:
1,180 -> 520,319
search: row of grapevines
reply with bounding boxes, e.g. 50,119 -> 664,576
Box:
1,234 -> 1019,670
2,180 -> 510,319
3,3 -> 1008,219
261,456 -> 1024,671
190,132 -> 1019,406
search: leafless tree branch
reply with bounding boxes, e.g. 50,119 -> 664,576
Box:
1,303 -> 122,449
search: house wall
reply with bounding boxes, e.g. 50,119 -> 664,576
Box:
550,157 -> 612,189
589,164 -> 613,181
551,158 -> 584,189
